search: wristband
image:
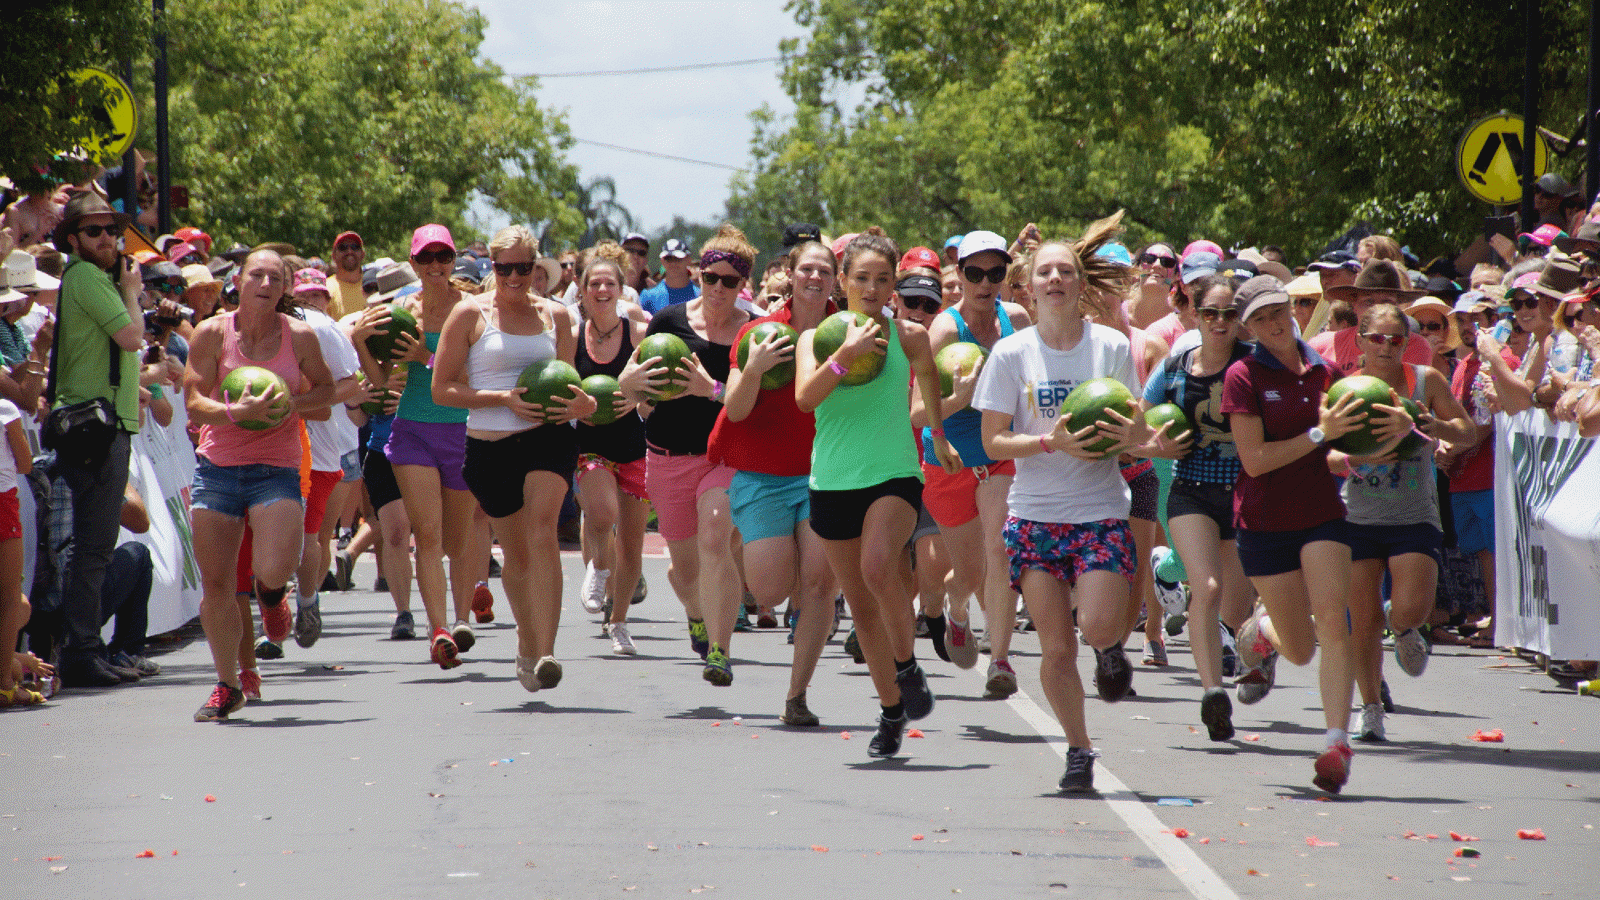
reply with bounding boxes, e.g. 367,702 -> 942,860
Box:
224,402 -> 238,424
930,427 -> 946,438
712,380 -> 725,402
1039,435 -> 1054,454
827,358 -> 848,377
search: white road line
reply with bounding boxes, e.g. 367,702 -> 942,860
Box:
1004,686 -> 1245,900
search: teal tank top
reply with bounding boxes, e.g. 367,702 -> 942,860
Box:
396,331 -> 469,425
921,302 -> 1013,467
811,316 -> 923,491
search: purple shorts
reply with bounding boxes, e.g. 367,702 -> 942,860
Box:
1002,516 -> 1136,593
384,418 -> 468,492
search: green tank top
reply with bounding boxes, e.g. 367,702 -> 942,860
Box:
396,331 -> 468,424
810,316 -> 923,491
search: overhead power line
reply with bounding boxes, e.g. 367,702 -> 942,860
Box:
572,138 -> 747,172
508,57 -> 783,79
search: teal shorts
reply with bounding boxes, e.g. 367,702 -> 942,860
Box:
729,470 -> 811,543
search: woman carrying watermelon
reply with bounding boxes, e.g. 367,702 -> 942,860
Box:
972,213 -> 1161,793
621,225 -> 754,686
797,229 -> 959,758
912,229 -> 1032,697
1140,274 -> 1255,741
705,238 -> 840,725
1220,274 -> 1407,794
570,254 -> 652,656
432,225 -> 594,692
1331,304 -> 1472,742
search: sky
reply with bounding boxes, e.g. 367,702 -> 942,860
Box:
470,0 -> 806,238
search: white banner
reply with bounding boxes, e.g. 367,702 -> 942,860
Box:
1493,409 -> 1600,659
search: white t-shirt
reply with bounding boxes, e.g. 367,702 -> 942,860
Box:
0,398 -> 21,493
972,322 -> 1137,524
302,308 -> 361,471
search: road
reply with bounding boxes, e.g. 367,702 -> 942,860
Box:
5,547 -> 1595,899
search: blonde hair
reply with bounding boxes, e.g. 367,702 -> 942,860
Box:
489,225 -> 538,260
1029,210 -> 1136,319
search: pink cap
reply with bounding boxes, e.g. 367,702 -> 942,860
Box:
831,232 -> 860,260
1182,239 -> 1224,261
1518,223 -> 1565,247
1510,271 -> 1541,294
166,241 -> 199,263
410,223 -> 455,258
898,246 -> 941,271
292,267 -> 329,295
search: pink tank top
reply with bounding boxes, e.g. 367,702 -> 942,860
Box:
198,312 -> 304,468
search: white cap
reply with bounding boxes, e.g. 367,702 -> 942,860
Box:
4,249 -> 59,292
956,230 -> 1012,264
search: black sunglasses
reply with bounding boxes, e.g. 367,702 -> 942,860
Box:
335,242 -> 362,253
1509,295 -> 1540,310
1139,252 -> 1177,268
492,261 -> 535,277
1197,306 -> 1240,322
1294,297 -> 1319,308
899,296 -> 941,315
560,261 -> 575,269
1416,320 -> 1444,332
702,272 -> 742,289
412,248 -> 454,265
77,223 -> 124,238
626,247 -> 647,258
962,264 -> 1006,284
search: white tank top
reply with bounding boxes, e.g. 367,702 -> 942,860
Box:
466,297 -> 558,432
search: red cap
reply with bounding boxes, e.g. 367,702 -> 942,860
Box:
174,226 -> 211,253
333,230 -> 363,248
409,224 -> 455,258
898,246 -> 941,272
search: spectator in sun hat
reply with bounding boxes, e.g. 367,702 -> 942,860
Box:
1285,271 -> 1324,334
1554,220 -> 1600,260
638,238 -> 698,316
1309,260 -> 1434,375
371,262 -> 419,303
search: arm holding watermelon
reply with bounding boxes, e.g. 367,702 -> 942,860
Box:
725,327 -> 792,422
1232,391 -> 1365,478
793,315 -> 885,413
183,318 -> 282,427
618,351 -> 668,416
898,320 -> 961,473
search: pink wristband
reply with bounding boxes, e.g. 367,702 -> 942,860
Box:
225,403 -> 238,425
1039,435 -> 1054,454
827,358 -> 848,377
930,427 -> 946,438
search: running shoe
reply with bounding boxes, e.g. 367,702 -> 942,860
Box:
1234,607 -> 1276,704
534,656 -> 562,689
1356,702 -> 1386,742
703,645 -> 733,686
944,617 -> 981,670
1151,546 -> 1187,621
733,609 -> 753,632
1093,642 -> 1133,703
1380,678 -> 1395,713
581,563 -> 607,614
605,622 -> 637,656
1200,687 -> 1235,741
781,691 -> 820,727
1059,747 -> 1097,793
239,668 -> 262,701
687,618 -> 709,660
487,555 -> 501,578
984,658 -> 1018,699
254,636 -> 284,660
915,614 -> 930,638
334,551 -> 354,592
431,629 -> 461,670
1220,622 -> 1239,677
391,610 -> 416,641
867,712 -> 907,758
1142,639 -> 1168,667
844,627 -> 864,664
194,681 -> 245,722
258,595 -> 292,644
756,612 -> 779,629
1235,650 -> 1277,705
293,596 -> 322,648
631,573 -> 647,605
1394,628 -> 1429,677
1312,741 -> 1353,794
374,575 -> 389,593
109,650 -> 161,677
451,621 -> 476,654
472,581 -> 495,623
924,614 -> 950,663
895,663 -> 935,719
516,655 -> 541,692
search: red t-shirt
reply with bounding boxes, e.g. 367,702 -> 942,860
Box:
1445,348 -> 1518,492
706,305 -> 830,477
1220,341 -> 1345,532
1308,326 -> 1433,377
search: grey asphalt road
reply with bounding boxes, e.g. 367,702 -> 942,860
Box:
5,548 -> 1595,899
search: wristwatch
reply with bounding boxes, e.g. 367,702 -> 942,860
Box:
1306,426 -> 1326,446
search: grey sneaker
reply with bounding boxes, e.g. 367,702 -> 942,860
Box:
1394,628 -> 1429,677
253,636 -> 283,660
109,650 -> 161,677
1059,747 -> 1097,793
1356,701 -> 1386,742
943,617 -> 981,669
1093,642 -> 1132,702
390,610 -> 415,640
1142,639 -> 1168,666
781,691 -> 820,727
984,659 -> 1018,699
294,597 -> 322,648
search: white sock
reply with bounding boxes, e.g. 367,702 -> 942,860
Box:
1326,728 -> 1348,748
297,590 -> 317,609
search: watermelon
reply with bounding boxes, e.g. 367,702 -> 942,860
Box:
812,310 -> 885,386
581,374 -> 624,426
1144,402 -> 1193,441
736,321 -> 799,390
516,359 -> 582,422
365,303 -> 421,362
1325,375 -> 1403,456
220,365 -> 292,431
1061,377 -> 1136,458
1391,397 -> 1429,459
356,373 -> 394,416
634,333 -> 693,400
935,341 -> 988,398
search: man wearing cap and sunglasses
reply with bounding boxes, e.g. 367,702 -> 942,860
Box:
637,238 -> 699,317
328,231 -> 366,322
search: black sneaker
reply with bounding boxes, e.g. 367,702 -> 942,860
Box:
1093,643 -> 1132,703
844,628 -> 864,664
254,636 -> 284,660
867,713 -> 906,758
924,614 -> 950,663
194,681 -> 246,722
895,663 -> 935,720
390,611 -> 415,641
1059,747 -> 1097,793
374,575 -> 389,593
1200,687 -> 1235,741
487,556 -> 502,578
60,655 -> 126,688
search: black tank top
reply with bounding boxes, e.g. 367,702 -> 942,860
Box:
575,317 -> 646,463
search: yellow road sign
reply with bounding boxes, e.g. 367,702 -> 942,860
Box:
1456,114 -> 1549,206
67,67 -> 139,163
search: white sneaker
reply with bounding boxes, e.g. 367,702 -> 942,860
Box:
581,563 -> 608,614
1393,628 -> 1429,677
1356,702 -> 1386,742
1151,547 -> 1187,621
606,622 -> 637,656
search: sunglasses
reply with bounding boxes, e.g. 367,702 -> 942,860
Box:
1196,306 -> 1239,323
1360,332 -> 1406,346
335,242 -> 362,252
626,247 -> 647,258
702,272 -> 742,289
899,296 -> 941,315
1416,320 -> 1445,333
962,264 -> 1007,284
77,223 -> 124,238
1138,252 -> 1177,268
560,261 -> 575,269
1509,295 -> 1541,310
1295,297 -> 1319,309
412,248 -> 455,265
149,280 -> 187,294
493,261 -> 535,277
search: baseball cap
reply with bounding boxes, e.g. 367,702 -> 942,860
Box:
1234,275 -> 1291,320
1453,291 -> 1495,314
660,238 -> 690,259
452,258 -> 483,284
409,224 -> 455,258
898,246 -> 941,272
166,241 -> 200,263
956,230 -> 1012,264
1308,250 -> 1361,272
944,235 -> 964,250
622,232 -> 648,247
1179,251 -> 1222,284
783,223 -> 821,248
1536,172 -> 1577,197
141,260 -> 184,284
333,230 -> 363,248
831,232 -> 861,260
292,268 -> 329,295
1517,223 -> 1566,248
174,226 -> 211,253
1096,243 -> 1133,266
896,274 -> 942,304
1182,239 -> 1224,261
1216,258 -> 1259,283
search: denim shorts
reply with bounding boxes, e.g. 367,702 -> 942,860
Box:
728,470 -> 811,543
191,459 -> 303,519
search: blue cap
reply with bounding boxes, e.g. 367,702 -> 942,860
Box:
1180,251 -> 1222,284
1095,243 -> 1132,266
944,234 -> 964,249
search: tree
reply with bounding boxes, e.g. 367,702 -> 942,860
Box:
551,175 -> 637,250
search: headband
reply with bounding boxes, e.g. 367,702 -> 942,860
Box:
700,249 -> 751,278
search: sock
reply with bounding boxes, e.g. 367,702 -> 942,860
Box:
1326,728 -> 1348,748
297,590 -> 317,609
895,657 -> 917,678
258,584 -> 287,608
925,614 -> 950,662
881,702 -> 905,721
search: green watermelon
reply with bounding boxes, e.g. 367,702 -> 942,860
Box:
634,333 -> 693,400
516,359 -> 582,422
935,341 -> 988,398
811,310 -> 886,386
736,321 -> 799,390
1325,375 -> 1402,456
365,303 -> 421,362
581,374 -> 623,426
1144,402 -> 1192,441
1391,397 -> 1429,459
356,373 -> 394,416
220,365 -> 292,431
1061,377 -> 1136,458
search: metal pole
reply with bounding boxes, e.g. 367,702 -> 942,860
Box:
1587,0 -> 1599,207
154,0 -> 171,233
1521,0 -> 1541,229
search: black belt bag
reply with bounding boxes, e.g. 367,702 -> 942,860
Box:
43,397 -> 119,469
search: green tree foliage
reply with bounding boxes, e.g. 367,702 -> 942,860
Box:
733,0 -> 1591,262
544,174 -> 637,250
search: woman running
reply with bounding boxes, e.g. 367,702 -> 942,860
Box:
795,228 -> 958,758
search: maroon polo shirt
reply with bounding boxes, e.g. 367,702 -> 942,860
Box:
1220,340 -> 1346,532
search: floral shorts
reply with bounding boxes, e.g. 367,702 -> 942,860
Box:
1002,516 -> 1136,593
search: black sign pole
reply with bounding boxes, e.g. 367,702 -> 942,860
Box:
154,0 -> 171,233
120,58 -> 139,230
1522,0 -> 1542,229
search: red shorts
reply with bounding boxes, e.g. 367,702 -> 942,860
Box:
920,459 -> 1016,529
304,469 -> 341,534
576,453 -> 648,502
0,488 -> 20,541
645,451 -> 734,542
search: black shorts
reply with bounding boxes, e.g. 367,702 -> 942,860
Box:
1166,479 -> 1237,540
911,501 -> 941,544
363,445 -> 402,512
463,426 -> 579,519
1236,519 -> 1352,578
809,476 -> 923,542
1345,522 -> 1443,564
1128,467 -> 1159,522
